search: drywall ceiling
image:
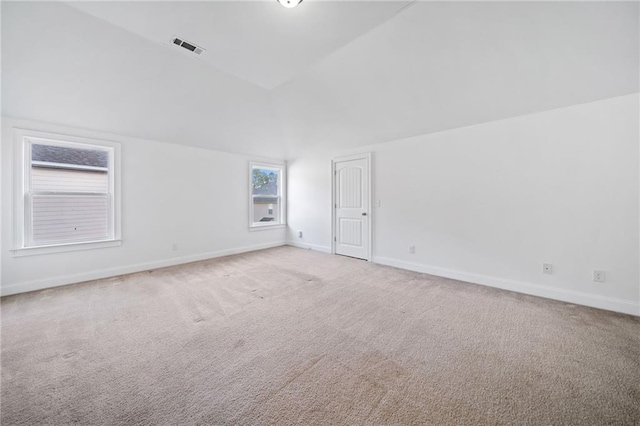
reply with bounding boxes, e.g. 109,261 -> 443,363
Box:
2,1 -> 285,159
3,1 -> 638,160
67,0 -> 412,89
273,1 -> 640,156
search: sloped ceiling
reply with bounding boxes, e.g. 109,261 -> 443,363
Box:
2,1 -> 638,159
68,0 -> 412,89
2,1 -> 286,158
273,1 -> 639,156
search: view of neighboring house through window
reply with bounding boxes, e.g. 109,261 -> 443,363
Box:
250,162 -> 285,228
29,142 -> 111,245
16,134 -> 120,251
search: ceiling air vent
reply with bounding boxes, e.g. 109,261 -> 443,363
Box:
172,37 -> 204,55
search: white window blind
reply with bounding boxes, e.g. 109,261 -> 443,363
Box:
30,194 -> 109,244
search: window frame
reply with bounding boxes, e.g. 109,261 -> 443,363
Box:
12,129 -> 122,257
249,161 -> 286,231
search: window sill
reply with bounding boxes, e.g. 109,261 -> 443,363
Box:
249,224 -> 286,232
12,239 -> 122,257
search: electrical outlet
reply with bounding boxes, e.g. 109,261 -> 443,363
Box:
542,263 -> 553,274
408,245 -> 415,254
593,270 -> 606,283
298,230 -> 303,238
172,243 -> 178,251
375,200 -> 381,207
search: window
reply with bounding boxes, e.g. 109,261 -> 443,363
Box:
13,130 -> 121,255
250,162 -> 285,229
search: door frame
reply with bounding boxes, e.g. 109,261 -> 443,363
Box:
331,152 -> 372,261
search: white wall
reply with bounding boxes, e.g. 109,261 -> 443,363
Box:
1,118 -> 286,295
1,2 -> 289,295
287,95 -> 640,315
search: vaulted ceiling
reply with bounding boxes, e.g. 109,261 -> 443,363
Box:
68,1 -> 413,89
2,1 -> 638,159
274,1 -> 639,155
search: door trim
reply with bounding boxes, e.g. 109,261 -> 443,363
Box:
331,152 -> 372,261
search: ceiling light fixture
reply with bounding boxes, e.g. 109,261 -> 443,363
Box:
277,0 -> 303,8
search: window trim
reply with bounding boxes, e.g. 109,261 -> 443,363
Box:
249,161 -> 286,231
12,128 -> 122,256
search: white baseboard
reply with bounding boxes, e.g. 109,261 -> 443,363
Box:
373,256 -> 640,316
5,243 -> 637,316
1,241 -> 287,297
286,240 -> 332,253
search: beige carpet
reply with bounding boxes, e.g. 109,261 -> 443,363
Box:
1,246 -> 639,425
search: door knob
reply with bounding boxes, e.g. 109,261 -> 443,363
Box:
362,212 -> 367,216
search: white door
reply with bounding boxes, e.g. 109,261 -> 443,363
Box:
333,156 -> 370,260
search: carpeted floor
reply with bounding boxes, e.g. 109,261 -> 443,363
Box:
1,246 -> 639,425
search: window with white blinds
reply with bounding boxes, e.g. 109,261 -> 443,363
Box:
14,130 -> 121,254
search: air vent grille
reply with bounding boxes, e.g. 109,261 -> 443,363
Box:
172,37 -> 204,55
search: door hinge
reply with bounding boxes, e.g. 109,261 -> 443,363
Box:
335,203 -> 337,208
334,236 -> 336,242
